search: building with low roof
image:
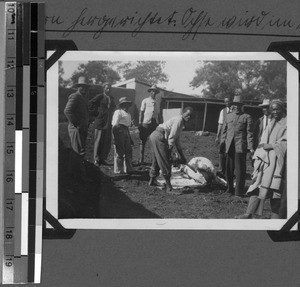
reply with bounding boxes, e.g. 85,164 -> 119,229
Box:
114,78 -> 263,132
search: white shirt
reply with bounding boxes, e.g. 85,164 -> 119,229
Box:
158,116 -> 184,149
218,107 -> 231,125
140,97 -> 158,124
263,115 -> 271,130
111,109 -> 132,127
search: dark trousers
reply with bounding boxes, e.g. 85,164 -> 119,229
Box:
94,127 -> 112,163
113,125 -> 132,174
219,141 -> 226,175
226,142 -> 246,196
149,128 -> 171,179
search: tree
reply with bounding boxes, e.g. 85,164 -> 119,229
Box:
118,61 -> 169,86
190,61 -> 286,101
58,61 -> 71,87
69,61 -> 121,86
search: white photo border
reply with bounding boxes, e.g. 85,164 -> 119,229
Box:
46,51 -> 298,230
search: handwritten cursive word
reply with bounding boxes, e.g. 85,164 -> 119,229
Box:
45,7 -> 300,40
63,8 -> 179,39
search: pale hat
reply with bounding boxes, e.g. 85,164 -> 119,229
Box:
147,85 -> 160,93
259,98 -> 271,107
118,97 -> 132,106
72,76 -> 90,89
232,95 -> 243,105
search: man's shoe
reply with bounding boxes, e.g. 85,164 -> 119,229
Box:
149,177 -> 164,187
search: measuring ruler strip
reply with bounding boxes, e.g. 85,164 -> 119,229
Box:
28,2 -> 39,283
13,2 -> 28,284
3,2 -> 17,284
19,2 -> 30,263
34,2 -> 45,283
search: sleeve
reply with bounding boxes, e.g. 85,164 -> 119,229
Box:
111,110 -> 121,127
88,94 -> 100,116
220,116 -> 228,144
272,127 -> 287,169
253,118 -> 260,150
247,115 -> 254,150
218,109 -> 224,124
64,95 -> 78,125
168,118 -> 183,148
140,99 -> 146,112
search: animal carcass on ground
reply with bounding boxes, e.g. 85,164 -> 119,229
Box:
181,157 -> 227,188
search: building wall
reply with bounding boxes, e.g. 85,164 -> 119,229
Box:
161,100 -> 263,132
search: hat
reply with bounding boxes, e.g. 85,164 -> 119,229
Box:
147,85 -> 160,93
72,76 -> 90,89
259,98 -> 271,107
118,97 -> 132,106
232,95 -> 243,105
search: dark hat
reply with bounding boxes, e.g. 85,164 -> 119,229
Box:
72,76 -> 90,89
118,97 -> 132,106
147,85 -> 160,93
232,95 -> 243,105
258,99 -> 271,107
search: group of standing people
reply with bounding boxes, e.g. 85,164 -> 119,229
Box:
216,95 -> 287,219
64,76 -> 287,218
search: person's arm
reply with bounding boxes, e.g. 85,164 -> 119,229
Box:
88,94 -> 100,116
64,95 -> 79,126
247,115 -> 254,155
111,110 -> 121,127
168,118 -> 186,163
216,109 -> 224,142
139,110 -> 145,125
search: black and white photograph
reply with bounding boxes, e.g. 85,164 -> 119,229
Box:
46,51 -> 298,230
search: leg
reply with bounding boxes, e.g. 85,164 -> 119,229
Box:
100,127 -> 112,162
149,132 -> 160,179
225,143 -> 235,194
235,152 -> 246,196
138,125 -> 147,164
270,197 -> 281,219
113,127 -> 126,174
124,129 -> 133,173
235,195 -> 260,219
93,129 -> 102,164
219,142 -> 226,176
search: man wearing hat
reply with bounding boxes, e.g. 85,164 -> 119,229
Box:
64,76 -> 91,181
221,95 -> 254,196
88,82 -> 116,166
112,97 -> 133,174
253,98 -> 271,150
138,84 -> 161,165
215,96 -> 233,178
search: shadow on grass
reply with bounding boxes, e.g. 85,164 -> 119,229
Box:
58,139 -> 160,219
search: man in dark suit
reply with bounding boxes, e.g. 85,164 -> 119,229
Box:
64,76 -> 91,181
88,82 -> 116,166
253,99 -> 271,150
215,97 -> 232,178
221,95 -> 254,196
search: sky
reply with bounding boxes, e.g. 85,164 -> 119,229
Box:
60,59 -> 203,95
57,51 -> 286,96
